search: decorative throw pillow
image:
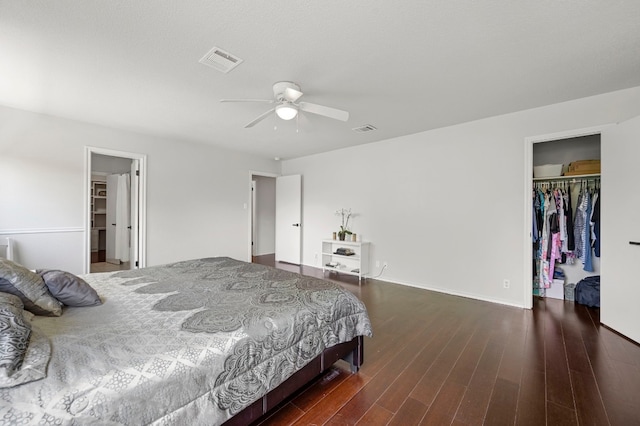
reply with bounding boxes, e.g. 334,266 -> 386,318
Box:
0,293 -> 50,388
37,269 -> 102,307
0,259 -> 62,316
0,293 -> 31,381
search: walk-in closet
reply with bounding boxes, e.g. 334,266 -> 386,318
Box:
532,134 -> 601,301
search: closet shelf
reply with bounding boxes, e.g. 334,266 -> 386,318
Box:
532,173 -> 600,182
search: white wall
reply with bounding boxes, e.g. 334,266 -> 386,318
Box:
282,86 -> 640,308
0,105 -> 279,273
253,176 -> 276,256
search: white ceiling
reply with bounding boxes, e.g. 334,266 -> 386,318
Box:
1,1 -> 639,160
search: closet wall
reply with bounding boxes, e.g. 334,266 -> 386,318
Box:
533,134 -> 601,297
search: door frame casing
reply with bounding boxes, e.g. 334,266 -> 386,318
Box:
523,124 -> 612,309
251,179 -> 257,257
85,146 -> 147,274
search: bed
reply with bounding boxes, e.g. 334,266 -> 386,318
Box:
0,257 -> 372,425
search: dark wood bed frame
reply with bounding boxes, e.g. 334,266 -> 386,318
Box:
223,335 -> 364,425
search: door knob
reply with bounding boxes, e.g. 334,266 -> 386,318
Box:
292,223 -> 300,227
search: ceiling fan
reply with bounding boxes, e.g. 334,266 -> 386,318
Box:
220,81 -> 349,128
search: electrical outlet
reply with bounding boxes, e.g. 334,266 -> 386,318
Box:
314,253 -> 318,260
375,261 -> 380,268
503,279 -> 510,289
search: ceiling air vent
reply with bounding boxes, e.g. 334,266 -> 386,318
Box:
352,124 -> 377,133
199,47 -> 243,73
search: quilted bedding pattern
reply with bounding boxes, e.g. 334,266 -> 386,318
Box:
0,257 -> 372,425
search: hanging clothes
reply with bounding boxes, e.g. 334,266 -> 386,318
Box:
574,189 -> 587,260
583,190 -> 594,272
532,178 -> 600,293
532,190 -> 539,243
592,189 -> 601,257
547,189 -> 564,283
538,191 -> 556,289
565,188 -> 575,251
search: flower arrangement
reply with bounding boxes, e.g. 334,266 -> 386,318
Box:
336,208 -> 353,240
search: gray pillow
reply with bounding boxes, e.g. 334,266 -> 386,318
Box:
0,293 -> 31,382
36,270 -> 102,307
0,259 -> 62,317
0,292 -> 50,388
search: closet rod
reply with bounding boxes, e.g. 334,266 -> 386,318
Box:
532,173 -> 600,182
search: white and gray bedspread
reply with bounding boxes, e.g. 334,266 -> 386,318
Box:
0,257 -> 372,425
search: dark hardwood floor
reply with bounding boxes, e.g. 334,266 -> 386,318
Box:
250,254 -> 640,425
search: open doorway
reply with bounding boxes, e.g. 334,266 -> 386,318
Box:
248,172 -> 303,266
91,155 -> 131,272
250,174 -> 277,263
85,147 -> 147,274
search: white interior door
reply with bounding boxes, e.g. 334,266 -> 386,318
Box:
601,114 -> 640,344
105,174 -> 118,264
130,160 -> 139,268
114,174 -> 131,263
275,174 -> 301,264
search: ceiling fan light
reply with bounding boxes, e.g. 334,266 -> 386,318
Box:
276,104 -> 298,120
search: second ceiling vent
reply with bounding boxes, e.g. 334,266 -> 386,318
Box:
352,124 -> 377,133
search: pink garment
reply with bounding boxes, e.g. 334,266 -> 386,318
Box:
539,193 -> 555,289
548,232 -> 561,284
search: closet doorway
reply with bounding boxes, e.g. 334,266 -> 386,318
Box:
524,125 -> 606,309
85,147 -> 147,274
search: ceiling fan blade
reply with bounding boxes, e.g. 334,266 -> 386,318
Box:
244,108 -> 275,128
298,102 -> 349,121
220,98 -> 274,103
283,87 -> 303,102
